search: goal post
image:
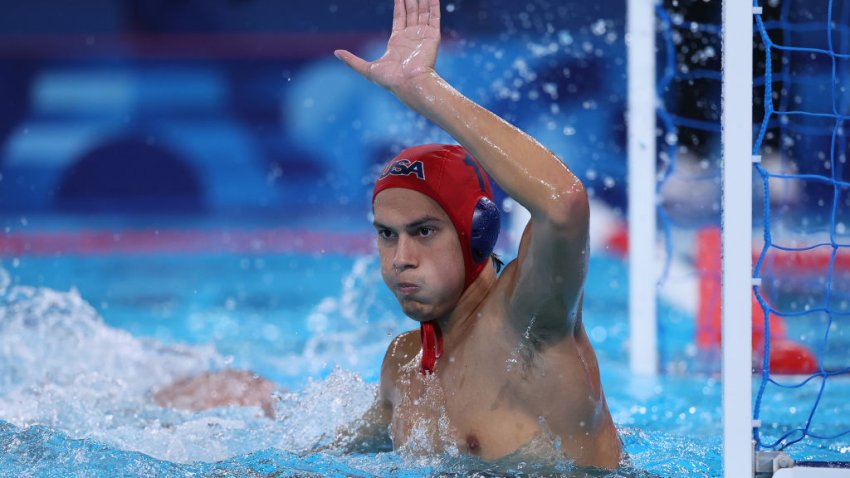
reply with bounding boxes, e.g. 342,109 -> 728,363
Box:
627,0 -> 659,377
720,0 -> 754,476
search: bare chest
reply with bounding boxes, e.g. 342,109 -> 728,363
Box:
386,327 -> 616,461
388,359 -> 549,460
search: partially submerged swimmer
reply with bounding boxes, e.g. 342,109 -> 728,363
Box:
153,370 -> 277,419
331,0 -> 622,469
156,0 -> 621,469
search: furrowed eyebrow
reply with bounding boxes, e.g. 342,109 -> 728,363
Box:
372,216 -> 443,230
406,216 -> 443,229
372,220 -> 391,230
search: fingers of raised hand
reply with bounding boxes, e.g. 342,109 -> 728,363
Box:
428,0 -> 440,28
399,0 -> 438,30
334,50 -> 370,77
417,0 -> 430,26
392,0 -> 405,30
405,0 -> 418,27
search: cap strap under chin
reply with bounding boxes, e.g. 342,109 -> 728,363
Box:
419,321 -> 443,375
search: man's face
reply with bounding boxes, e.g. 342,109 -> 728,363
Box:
372,188 -> 465,322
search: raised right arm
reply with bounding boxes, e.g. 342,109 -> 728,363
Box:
336,0 -> 589,339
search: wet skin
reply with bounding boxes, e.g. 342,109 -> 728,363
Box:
155,0 -> 623,466
369,188 -> 622,468
333,0 -> 621,468
153,370 -> 277,419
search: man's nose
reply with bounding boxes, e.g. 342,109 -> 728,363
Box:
393,234 -> 417,270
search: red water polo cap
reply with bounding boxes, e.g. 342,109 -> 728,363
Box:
372,144 -> 494,290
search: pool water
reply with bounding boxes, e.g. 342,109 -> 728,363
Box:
1,237 -> 848,477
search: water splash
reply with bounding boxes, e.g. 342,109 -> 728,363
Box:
0,258 -> 744,476
0,274 -> 222,399
268,255 -> 406,380
0,266 -> 379,465
273,368 -> 375,452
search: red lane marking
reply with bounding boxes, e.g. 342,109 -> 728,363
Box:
758,246 -> 850,272
0,229 -> 375,256
604,228 -> 850,271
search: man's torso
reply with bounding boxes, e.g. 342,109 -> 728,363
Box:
382,263 -> 621,468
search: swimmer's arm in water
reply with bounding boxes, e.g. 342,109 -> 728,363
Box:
328,332 -> 411,453
152,369 -> 278,418
329,395 -> 393,453
336,0 -> 589,337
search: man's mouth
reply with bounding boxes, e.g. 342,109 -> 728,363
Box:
396,283 -> 420,295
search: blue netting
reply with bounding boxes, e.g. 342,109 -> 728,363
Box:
655,0 -> 850,458
752,0 -> 850,452
655,1 -> 723,373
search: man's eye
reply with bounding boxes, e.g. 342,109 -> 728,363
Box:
378,229 -> 395,239
418,227 -> 434,237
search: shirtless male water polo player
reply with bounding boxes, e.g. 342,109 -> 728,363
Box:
331,0 -> 622,469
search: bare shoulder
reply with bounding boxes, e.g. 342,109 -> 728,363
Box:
382,329 -> 421,372
494,257 -> 519,294
378,330 -> 420,405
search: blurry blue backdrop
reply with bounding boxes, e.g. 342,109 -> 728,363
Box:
2,3 -> 850,475
0,0 -> 628,220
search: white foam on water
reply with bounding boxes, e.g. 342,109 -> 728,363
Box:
265,255 -> 407,380
273,368 -> 376,452
0,269 -> 221,400
0,266 -> 380,464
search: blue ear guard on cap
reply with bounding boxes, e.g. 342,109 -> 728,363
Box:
470,197 -> 500,263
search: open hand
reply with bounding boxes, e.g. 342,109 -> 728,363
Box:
335,0 -> 441,92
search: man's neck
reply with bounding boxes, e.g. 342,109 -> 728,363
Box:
436,261 -> 498,347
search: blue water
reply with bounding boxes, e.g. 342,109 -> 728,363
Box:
1,240 -> 848,477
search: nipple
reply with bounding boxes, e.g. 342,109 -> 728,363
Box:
466,434 -> 481,454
